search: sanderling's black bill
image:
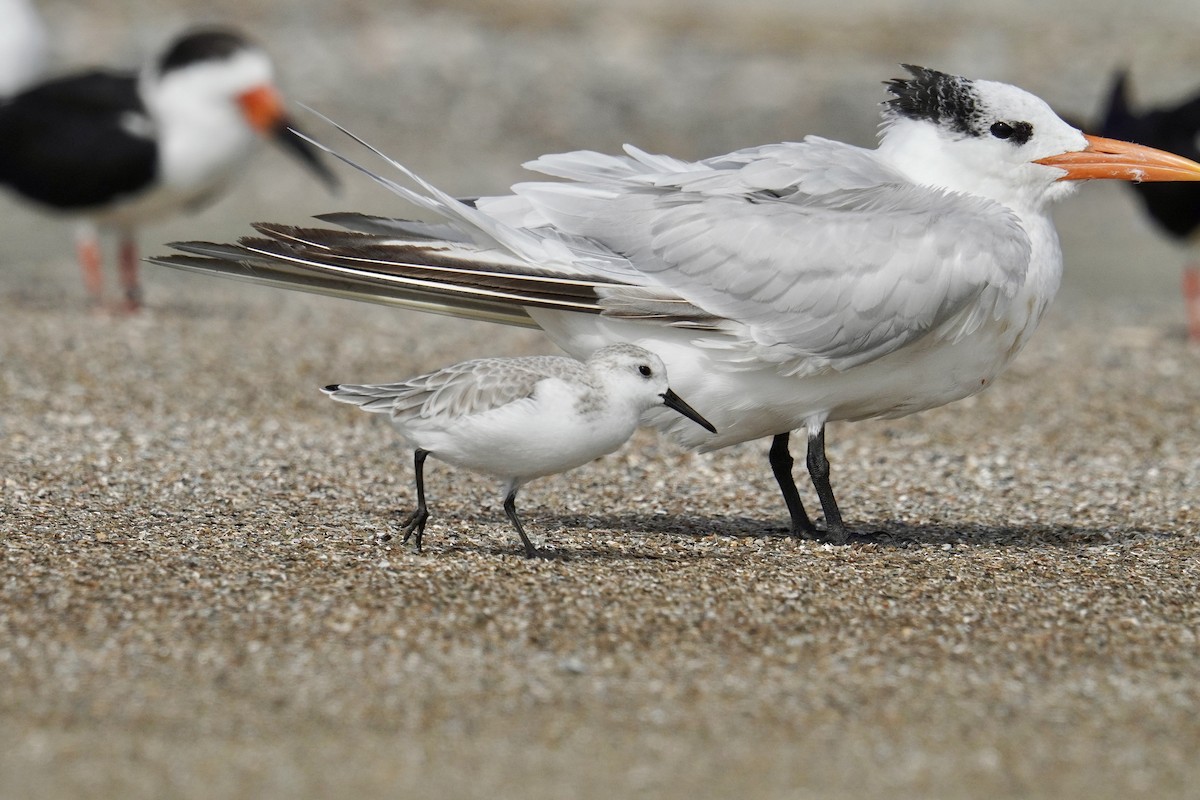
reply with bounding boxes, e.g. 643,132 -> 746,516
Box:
661,389 -> 716,434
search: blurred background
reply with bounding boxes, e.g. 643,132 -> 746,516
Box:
2,0 -> 1199,307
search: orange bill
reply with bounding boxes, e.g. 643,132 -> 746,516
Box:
237,84 -> 339,190
237,84 -> 287,134
1036,134 -> 1200,182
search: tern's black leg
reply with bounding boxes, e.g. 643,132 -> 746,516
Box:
502,488 -> 540,558
769,432 -> 818,538
397,449 -> 431,551
805,426 -> 850,545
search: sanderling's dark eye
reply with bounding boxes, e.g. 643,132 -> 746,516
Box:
638,364 -> 653,378
990,121 -> 1014,140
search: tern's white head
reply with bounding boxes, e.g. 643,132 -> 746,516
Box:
877,65 -> 1200,211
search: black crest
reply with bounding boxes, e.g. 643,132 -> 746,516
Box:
884,65 -> 982,136
158,28 -> 251,76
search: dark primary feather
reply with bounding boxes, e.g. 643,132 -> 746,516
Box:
314,212 -> 473,242
1098,71 -> 1200,240
152,220 -> 626,326
0,71 -> 157,208
243,223 -> 614,302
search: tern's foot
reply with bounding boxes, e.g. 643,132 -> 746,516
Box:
782,522 -> 820,542
787,520 -> 882,545
818,523 -> 885,546
783,517 -> 820,540
785,520 -> 825,540
824,530 -> 884,545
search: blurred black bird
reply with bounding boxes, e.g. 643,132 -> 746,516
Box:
1098,70 -> 1200,340
0,27 -> 337,311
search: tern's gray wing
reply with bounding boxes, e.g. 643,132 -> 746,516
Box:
154,134 -> 1031,376
506,155 -> 1031,374
327,355 -> 580,421
520,137 -> 909,197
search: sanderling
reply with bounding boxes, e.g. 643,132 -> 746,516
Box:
322,343 -> 715,557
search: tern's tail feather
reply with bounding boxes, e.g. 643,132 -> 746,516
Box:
150,216 -> 723,332
149,219 -> 621,329
149,116 -> 723,333
148,112 -> 620,328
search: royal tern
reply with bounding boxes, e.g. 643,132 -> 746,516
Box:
153,65 -> 1200,543
0,27 -> 336,311
1097,70 -> 1200,340
323,343 -> 716,557
0,0 -> 47,97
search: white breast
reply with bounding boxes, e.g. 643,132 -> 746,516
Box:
534,211 -> 1064,451
395,377 -> 641,483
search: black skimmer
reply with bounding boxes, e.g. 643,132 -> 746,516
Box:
1097,70 -> 1200,340
0,0 -> 46,97
150,65 -> 1200,542
0,27 -> 336,311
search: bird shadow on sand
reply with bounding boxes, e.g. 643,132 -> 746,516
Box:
526,511 -> 1176,555
432,531 -> 714,563
376,511 -> 1174,562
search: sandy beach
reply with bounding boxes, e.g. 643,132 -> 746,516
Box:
3,253 -> 1199,800
3,2 -> 1200,797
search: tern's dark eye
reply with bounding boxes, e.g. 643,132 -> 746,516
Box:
638,364 -> 653,378
989,120 -> 1033,145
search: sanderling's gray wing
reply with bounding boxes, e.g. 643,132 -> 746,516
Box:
325,355 -> 583,422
